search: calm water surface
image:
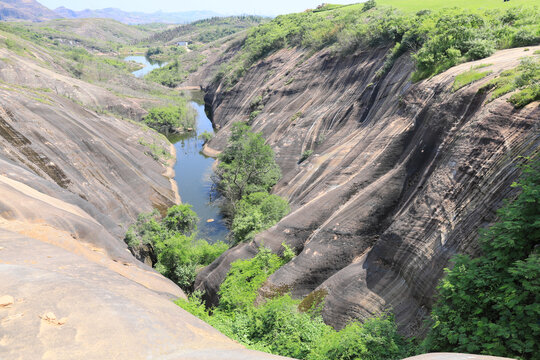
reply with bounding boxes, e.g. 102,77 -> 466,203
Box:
127,56 -> 227,243
125,55 -> 166,78
170,100 -> 228,243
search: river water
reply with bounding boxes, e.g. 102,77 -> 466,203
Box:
125,55 -> 166,78
126,56 -> 228,243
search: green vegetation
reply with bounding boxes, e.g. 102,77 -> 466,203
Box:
125,205 -> 228,292
213,122 -> 288,243
138,137 -> 172,163
215,122 -> 282,210
291,111 -> 303,122
376,0 -> 532,13
145,16 -> 269,45
199,130 -> 213,143
143,101 -> 197,134
230,192 -> 290,244
424,158 -> 540,359
300,150 -> 314,163
452,67 -> 492,92
482,57 -> 540,108
145,54 -> 206,87
177,246 -> 411,359
145,45 -> 187,62
248,94 -> 265,123
215,3 -> 539,88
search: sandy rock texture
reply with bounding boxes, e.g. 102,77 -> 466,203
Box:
195,45 -> 540,335
0,230 -> 293,360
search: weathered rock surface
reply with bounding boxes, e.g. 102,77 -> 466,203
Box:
0,230 -> 292,359
195,45 -> 540,335
0,37 -> 291,359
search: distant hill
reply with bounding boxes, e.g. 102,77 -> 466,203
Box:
54,7 -> 222,25
145,16 -> 269,45
0,0 -> 59,21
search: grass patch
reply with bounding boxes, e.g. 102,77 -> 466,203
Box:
483,56 -> 539,107
453,68 -> 492,92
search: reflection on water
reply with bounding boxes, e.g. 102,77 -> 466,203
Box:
171,98 -> 228,244
125,55 -> 166,78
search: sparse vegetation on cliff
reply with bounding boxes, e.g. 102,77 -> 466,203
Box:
482,56 -> 540,108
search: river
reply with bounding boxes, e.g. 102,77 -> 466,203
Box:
125,55 -> 166,78
126,56 -> 228,243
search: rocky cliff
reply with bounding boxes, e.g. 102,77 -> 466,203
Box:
0,30 -> 290,359
195,45 -> 540,335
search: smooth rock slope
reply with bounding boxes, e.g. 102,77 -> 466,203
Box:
0,32 -> 290,359
196,45 -> 540,335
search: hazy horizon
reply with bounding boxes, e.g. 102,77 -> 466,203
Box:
39,0 -> 358,16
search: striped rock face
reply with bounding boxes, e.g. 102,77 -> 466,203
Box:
196,45 -> 540,335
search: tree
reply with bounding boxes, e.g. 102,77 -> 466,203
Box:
163,204 -> 198,234
215,122 -> 281,212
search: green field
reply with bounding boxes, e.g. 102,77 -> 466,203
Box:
344,0 -> 534,12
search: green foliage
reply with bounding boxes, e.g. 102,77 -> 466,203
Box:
362,0 -> 377,12
163,204 -> 198,234
177,245 -> 410,360
231,192 -> 290,244
146,47 -> 163,57
144,16 -> 269,45
215,122 -> 281,210
291,111 -> 303,122
199,130 -> 213,143
300,150 -> 314,163
483,56 -> 540,108
175,290 -> 212,323
138,137 -> 172,163
155,233 -> 228,291
145,53 -> 205,87
143,102 -> 196,134
216,3 -> 539,87
424,158 -> 540,359
218,246 -> 288,312
124,209 -> 163,248
452,68 -> 492,92
308,313 -> 409,360
124,206 -> 227,292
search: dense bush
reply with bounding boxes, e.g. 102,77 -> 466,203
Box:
176,246 -> 411,360
124,204 -> 227,292
143,101 -> 196,134
230,192 -> 290,244
309,314 -> 410,360
424,158 -> 540,359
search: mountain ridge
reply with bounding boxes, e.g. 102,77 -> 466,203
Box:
0,0 -> 59,21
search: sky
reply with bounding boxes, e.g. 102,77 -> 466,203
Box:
39,0 -> 355,16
